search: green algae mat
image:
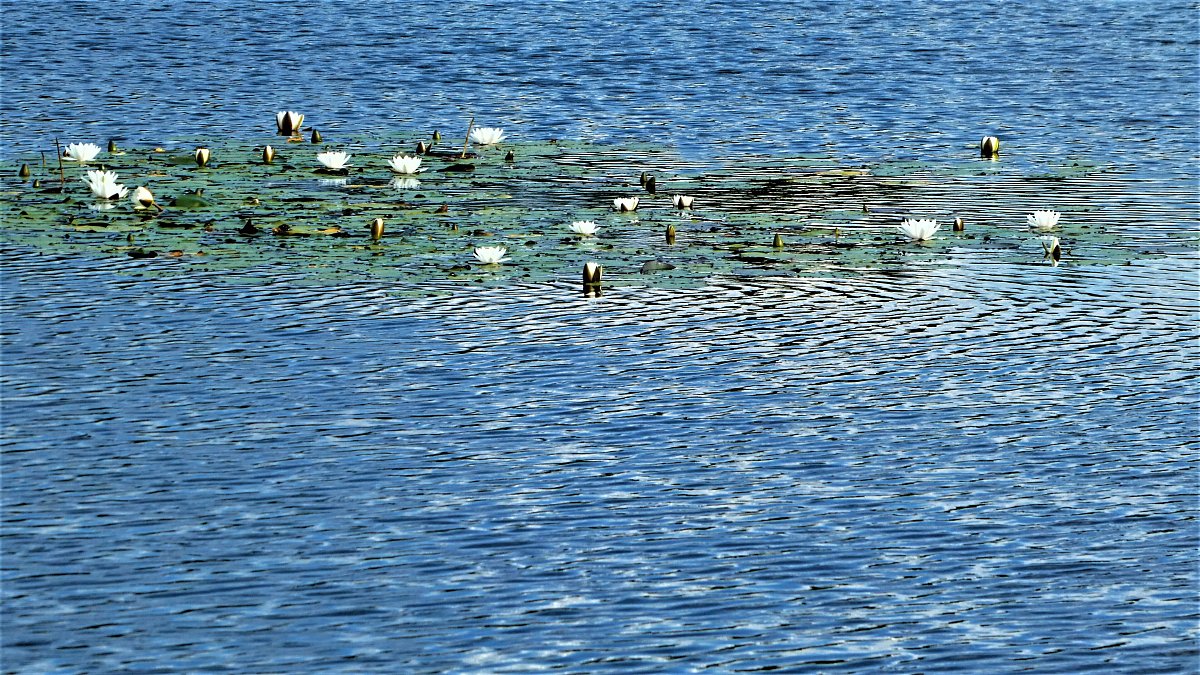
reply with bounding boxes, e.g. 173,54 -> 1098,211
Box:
2,131 -> 1194,289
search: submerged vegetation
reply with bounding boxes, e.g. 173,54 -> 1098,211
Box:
1,121 -> 1191,291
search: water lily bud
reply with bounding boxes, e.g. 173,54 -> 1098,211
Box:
953,216 -> 964,231
980,136 -> 1000,158
772,233 -> 784,248
262,145 -> 276,164
639,172 -> 649,188
370,217 -> 384,241
310,129 -> 322,144
194,147 -> 211,167
644,175 -> 656,194
416,141 -> 429,155
432,130 -> 441,143
32,179 -> 41,188
583,262 -> 603,286
504,150 -> 515,163
276,111 -> 304,135
18,164 -> 30,178
239,219 -> 258,235
666,223 -> 676,244
107,139 -> 118,153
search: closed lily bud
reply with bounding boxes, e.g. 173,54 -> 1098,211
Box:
583,262 -> 603,286
432,130 -> 441,143
666,223 -> 677,244
18,164 -> 30,178
194,147 -> 211,167
953,216 -> 964,231
980,135 -> 1000,158
416,141 -> 429,155
639,172 -> 649,188
504,149 -> 515,163
644,175 -> 656,194
370,217 -> 384,241
262,145 -> 276,164
310,129 -> 322,144
773,233 -> 784,248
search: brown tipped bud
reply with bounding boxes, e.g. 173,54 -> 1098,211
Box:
583,262 -> 603,286
953,216 -> 964,231
310,129 -> 322,144
772,233 -> 784,248
416,141 -> 429,155
504,150 -> 515,162
262,145 -> 276,164
980,136 -> 1000,158
370,217 -> 385,241
666,223 -> 677,244
18,164 -> 30,178
107,139 -> 118,153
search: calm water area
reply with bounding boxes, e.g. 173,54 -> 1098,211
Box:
2,1 -> 1198,673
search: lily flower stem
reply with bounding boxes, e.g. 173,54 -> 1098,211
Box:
53,138 -> 64,186
460,116 -> 474,159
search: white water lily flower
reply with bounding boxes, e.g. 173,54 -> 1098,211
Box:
387,154 -> 423,174
1027,209 -> 1061,230
1040,235 -> 1062,265
317,150 -> 351,170
473,246 -> 508,264
276,110 -> 304,135
62,142 -> 102,162
671,194 -> 695,209
82,169 -> 129,200
897,218 -> 940,242
194,147 -> 211,167
469,127 -> 506,146
612,196 -> 639,212
568,221 -> 598,236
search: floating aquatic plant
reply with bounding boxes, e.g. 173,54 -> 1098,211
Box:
62,142 -> 102,162
473,246 -> 508,264
1027,209 -> 1061,230
317,150 -> 351,171
613,197 -> 639,212
469,127 -> 506,146
568,221 -> 598,236
897,218 -> 940,242
387,154 -> 422,174
277,111 -> 304,136
82,169 -> 128,200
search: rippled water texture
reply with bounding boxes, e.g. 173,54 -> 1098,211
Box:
2,0 -> 1198,673
3,252 -> 1198,673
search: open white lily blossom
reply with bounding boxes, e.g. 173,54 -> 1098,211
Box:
897,218 -> 940,242
317,151 -> 351,170
613,197 -> 639,212
473,246 -> 509,264
568,220 -> 599,236
276,111 -> 304,135
83,170 -> 129,200
671,194 -> 695,209
1027,209 -> 1061,230
62,142 -> 102,162
469,127 -> 506,146
387,154 -> 422,174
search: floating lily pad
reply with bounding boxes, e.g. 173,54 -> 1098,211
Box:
1,134 -> 1195,291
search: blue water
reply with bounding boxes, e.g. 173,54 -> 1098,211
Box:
2,1 -> 1198,673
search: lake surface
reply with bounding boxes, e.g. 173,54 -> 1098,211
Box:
2,1 -> 1198,673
